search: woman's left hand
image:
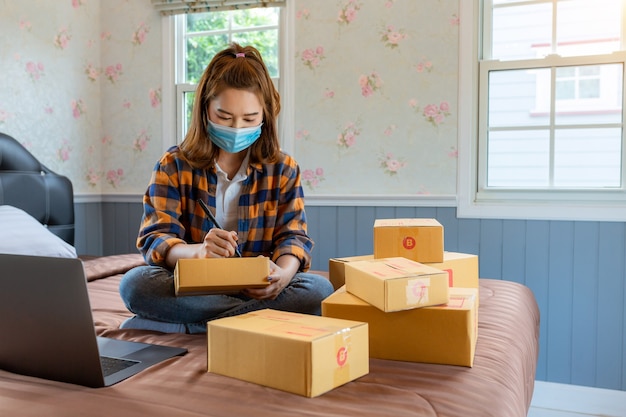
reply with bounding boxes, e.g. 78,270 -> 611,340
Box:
243,256 -> 299,300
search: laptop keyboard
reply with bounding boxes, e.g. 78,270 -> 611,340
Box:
100,356 -> 139,377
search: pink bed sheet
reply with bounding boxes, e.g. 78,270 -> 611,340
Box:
0,254 -> 539,417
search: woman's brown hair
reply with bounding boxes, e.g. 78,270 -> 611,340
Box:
179,43 -> 281,168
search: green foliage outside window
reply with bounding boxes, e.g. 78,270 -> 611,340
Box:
185,8 -> 279,83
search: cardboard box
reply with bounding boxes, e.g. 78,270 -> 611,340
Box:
207,309 -> 369,397
425,252 -> 479,289
374,218 -> 444,263
322,286 -> 478,367
345,257 -> 449,312
328,254 -> 375,290
174,257 -> 270,295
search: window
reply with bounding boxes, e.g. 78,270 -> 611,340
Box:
458,0 -> 626,221
174,8 -> 281,142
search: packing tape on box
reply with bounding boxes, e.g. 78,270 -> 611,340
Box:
406,277 -> 430,305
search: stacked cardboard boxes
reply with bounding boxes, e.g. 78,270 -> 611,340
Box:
323,218 -> 480,367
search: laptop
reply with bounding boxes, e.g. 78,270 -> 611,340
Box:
0,253 -> 187,387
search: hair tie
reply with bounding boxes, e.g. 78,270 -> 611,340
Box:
235,52 -> 245,58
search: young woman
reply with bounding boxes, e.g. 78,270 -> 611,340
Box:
119,43 -> 334,334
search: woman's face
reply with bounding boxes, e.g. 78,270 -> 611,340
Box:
208,88 -> 264,129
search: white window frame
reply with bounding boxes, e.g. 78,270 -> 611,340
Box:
161,6 -> 294,152
458,0 -> 626,222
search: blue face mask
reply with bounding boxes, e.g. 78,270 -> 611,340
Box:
207,119 -> 263,153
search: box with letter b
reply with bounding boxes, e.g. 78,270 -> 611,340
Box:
373,218 -> 444,263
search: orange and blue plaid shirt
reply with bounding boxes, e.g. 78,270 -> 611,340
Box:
137,146 -> 313,271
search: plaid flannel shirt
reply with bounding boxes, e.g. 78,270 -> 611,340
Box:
137,146 -> 313,271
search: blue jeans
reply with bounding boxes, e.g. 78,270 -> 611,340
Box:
119,265 -> 335,333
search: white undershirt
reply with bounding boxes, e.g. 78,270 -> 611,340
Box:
214,151 -> 249,232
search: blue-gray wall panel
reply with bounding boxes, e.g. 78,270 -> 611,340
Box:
438,207 -> 459,253
571,221 -> 599,387
479,219 -> 503,279
524,220 -> 550,382
354,207 -> 375,255
336,206 -> 358,259
547,221 -> 574,383
457,217 -> 480,257
597,223 -> 624,389
74,202 -> 102,256
502,220 -> 526,285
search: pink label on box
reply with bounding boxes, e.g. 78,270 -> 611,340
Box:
445,296 -> 467,309
406,278 -> 430,304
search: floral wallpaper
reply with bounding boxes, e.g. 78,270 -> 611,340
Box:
0,0 -> 162,195
0,0 -> 459,198
294,0 -> 459,197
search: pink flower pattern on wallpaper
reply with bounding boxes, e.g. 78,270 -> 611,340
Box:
72,0 -> 85,8
302,167 -> 325,190
104,63 -> 123,83
86,168 -> 101,188
85,63 -> 99,81
380,25 -> 407,49
53,27 -> 71,50
337,121 -> 361,149
133,130 -> 150,152
379,151 -> 406,176
101,135 -> 113,146
25,61 -> 44,81
149,87 -> 161,108
106,169 -> 124,188
301,46 -> 325,69
57,139 -> 71,162
415,57 -> 433,73
423,101 -> 451,126
71,99 -> 85,118
296,129 -> 311,141
359,71 -> 382,98
383,124 -> 397,136
132,22 -> 150,45
296,8 -> 310,20
338,0 -> 361,25
0,109 -> 10,124
408,98 -> 420,113
19,20 -> 32,31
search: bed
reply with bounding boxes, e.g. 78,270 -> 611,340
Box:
0,132 -> 540,417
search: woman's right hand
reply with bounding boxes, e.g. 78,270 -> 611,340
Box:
164,229 -> 239,268
198,228 -> 239,258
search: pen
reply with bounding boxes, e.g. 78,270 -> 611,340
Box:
197,199 -> 242,257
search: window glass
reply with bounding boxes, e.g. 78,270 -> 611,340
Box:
487,129 -> 550,187
488,68 -> 551,127
482,0 -> 624,191
554,127 -> 621,187
491,0 -> 621,60
182,8 -> 279,83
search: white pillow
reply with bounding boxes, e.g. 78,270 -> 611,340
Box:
0,205 -> 77,258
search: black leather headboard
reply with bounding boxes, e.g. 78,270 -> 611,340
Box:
0,132 -> 75,245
